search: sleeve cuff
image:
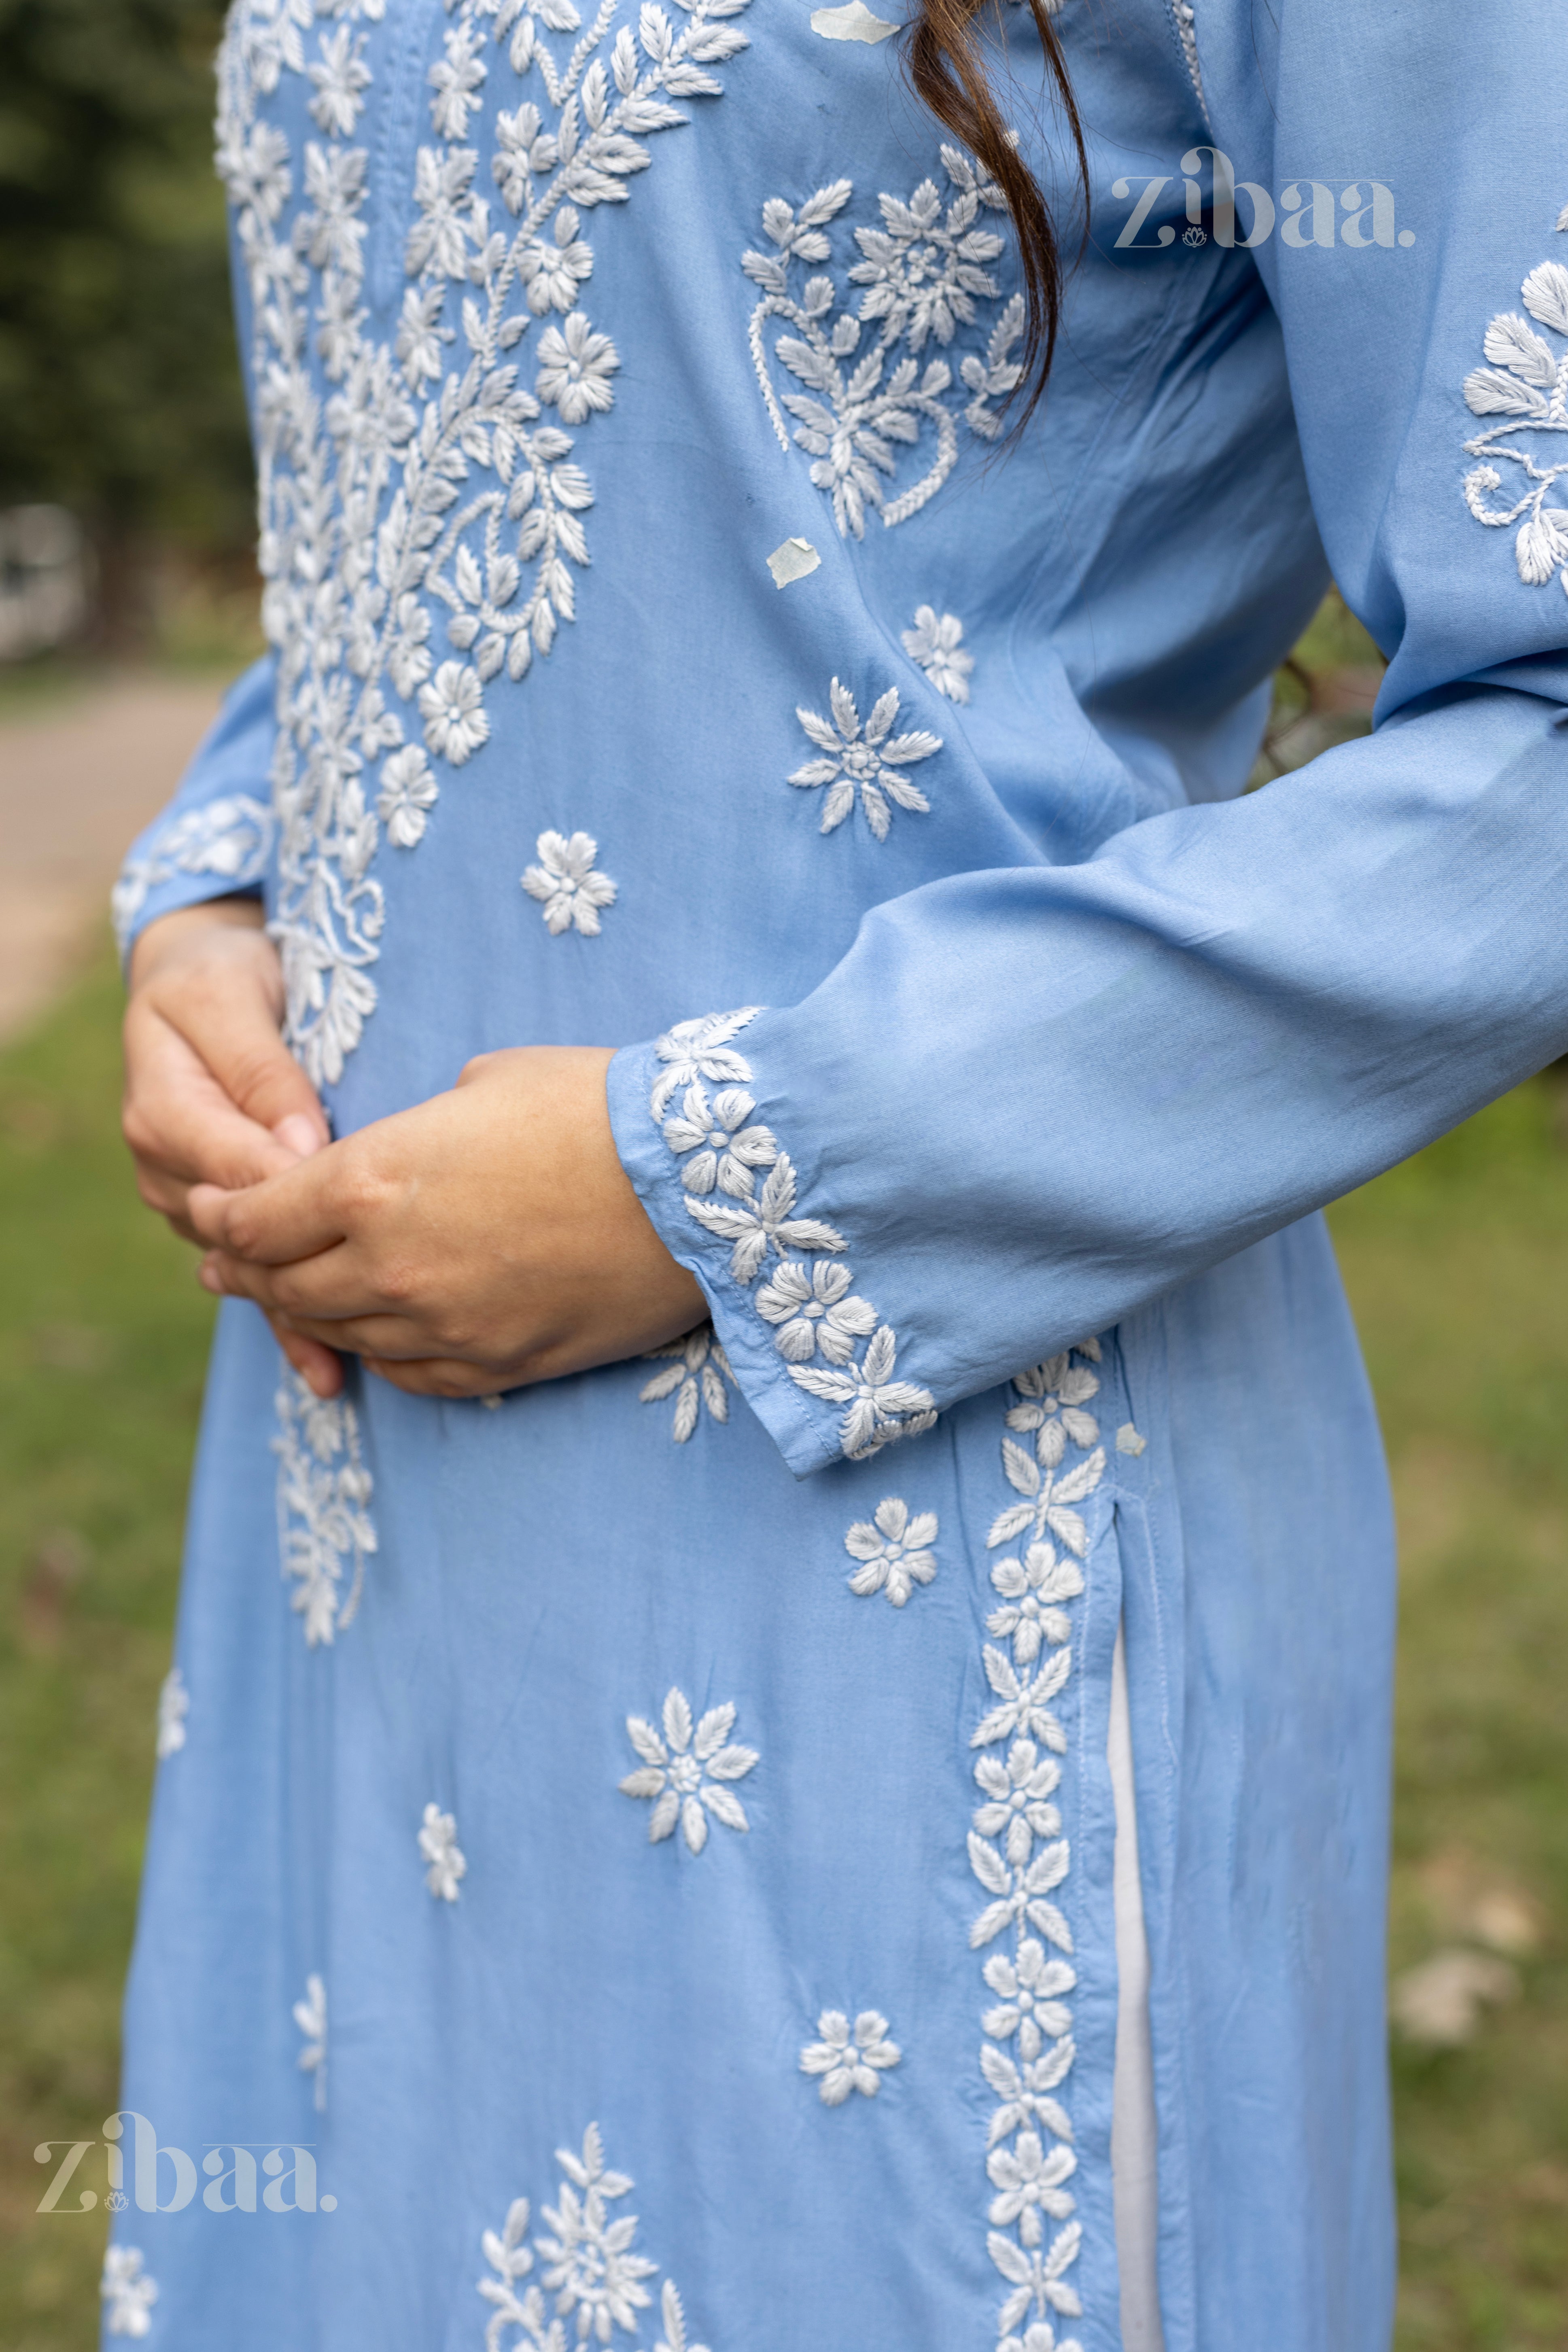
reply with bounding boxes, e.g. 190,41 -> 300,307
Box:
606,1010 -> 938,1478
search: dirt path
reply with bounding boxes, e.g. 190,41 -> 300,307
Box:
0,672 -> 225,1043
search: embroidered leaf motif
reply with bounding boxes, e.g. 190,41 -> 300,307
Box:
1460,205 -> 1568,598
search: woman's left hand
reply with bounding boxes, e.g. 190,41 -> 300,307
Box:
187,1046 -> 707,1399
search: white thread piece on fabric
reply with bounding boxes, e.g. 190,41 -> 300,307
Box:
272,1368 -> 377,1645
743,150 -> 1022,539
111,795 -> 274,956
799,2008 -> 902,2101
100,2246 -> 159,2338
419,1802 -> 467,1901
479,2126 -> 711,2351
902,604 -> 974,701
521,829 -> 617,935
1462,204 -> 1568,594
767,534 -> 822,585
1116,1423 -> 1147,1457
480,1392 -> 502,1410
155,1665 -> 189,1759
619,1687 -> 759,1853
790,675 -> 942,839
971,1339 -> 1104,2351
293,1973 -> 328,2112
646,1007 -> 936,1458
216,0 -> 756,1086
639,1323 -> 734,1441
810,2 -> 898,42
844,1497 -> 938,1604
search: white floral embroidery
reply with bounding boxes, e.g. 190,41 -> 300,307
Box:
902,604 -> 974,702
101,2246 -> 158,2338
662,1082 -> 777,1196
1462,210 -> 1568,594
111,794 -> 274,956
293,1972 -> 328,2110
790,676 -> 942,840
756,1258 -> 875,1363
969,1340 -> 1103,2352
480,2128 -> 711,2352
420,1801 -> 467,1900
273,1367 -> 377,1644
155,1665 -> 189,1758
639,1323 -> 734,1440
843,1496 -> 938,1605
619,1686 -> 757,1852
744,152 -> 1022,537
216,0 -> 754,1085
646,1007 -> 936,1458
798,2007 -> 901,2102
522,828 -> 618,933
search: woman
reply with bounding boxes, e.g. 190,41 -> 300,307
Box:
110,0 -> 1568,2343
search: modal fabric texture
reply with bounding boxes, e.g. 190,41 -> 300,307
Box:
111,0 -> 1568,2347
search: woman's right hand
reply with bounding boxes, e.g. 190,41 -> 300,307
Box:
122,899 -> 343,1395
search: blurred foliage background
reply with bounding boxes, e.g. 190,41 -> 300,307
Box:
0,2 -> 1564,2348
0,0 -> 253,640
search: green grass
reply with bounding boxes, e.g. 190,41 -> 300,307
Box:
0,952 -> 1564,2346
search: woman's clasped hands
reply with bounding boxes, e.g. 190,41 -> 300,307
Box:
125,901 -> 705,1401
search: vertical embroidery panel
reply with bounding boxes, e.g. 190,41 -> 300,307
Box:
273,1367 -> 377,1644
216,0 -> 756,1084
970,1342 -> 1104,2352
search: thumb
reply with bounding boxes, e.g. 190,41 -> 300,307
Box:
185,995 -> 330,1150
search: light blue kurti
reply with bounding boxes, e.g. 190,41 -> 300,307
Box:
110,0 -> 1568,2344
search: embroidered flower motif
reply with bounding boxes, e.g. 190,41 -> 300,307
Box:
744,151 -> 1017,537
990,2223 -> 1084,2334
982,1936 -> 1076,2062
218,0 -> 756,1088
619,1686 -> 758,1854
789,1323 -> 937,1459
849,163 -> 1006,351
974,1739 -> 1062,1864
969,1824 -> 1071,1953
521,828 -> 617,934
799,2008 -> 902,2103
639,1324 -> 734,1442
987,1444 -> 1106,1558
293,1972 -> 327,2110
1462,212 -> 1568,592
987,1542 -> 1085,1665
155,1665 -> 189,1759
376,744 -> 439,845
649,1005 -> 762,1118
972,1642 -> 1074,1756
273,1368 -> 377,1644
988,2131 -> 1078,2243
480,2138 -> 709,2352
536,310 -> 620,422
1005,1355 -> 1100,1470
756,1257 -> 876,1362
418,659 -> 490,763
537,2126 -> 657,2345
308,25 -> 371,134
998,2328 -> 1078,2352
100,2246 -> 158,2338
685,1151 -> 849,1283
902,604 -> 974,701
111,794 -> 275,957
843,1496 -> 938,1604
662,1082 -> 778,1196
419,1801 -> 467,1900
790,676 -> 942,839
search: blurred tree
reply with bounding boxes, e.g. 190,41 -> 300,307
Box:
0,0 -> 253,576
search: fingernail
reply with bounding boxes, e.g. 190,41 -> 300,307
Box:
273,1113 -> 326,1160
198,1260 -> 223,1294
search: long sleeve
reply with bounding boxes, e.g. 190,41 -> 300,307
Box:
112,654 -> 277,965
607,0 -> 1568,1476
